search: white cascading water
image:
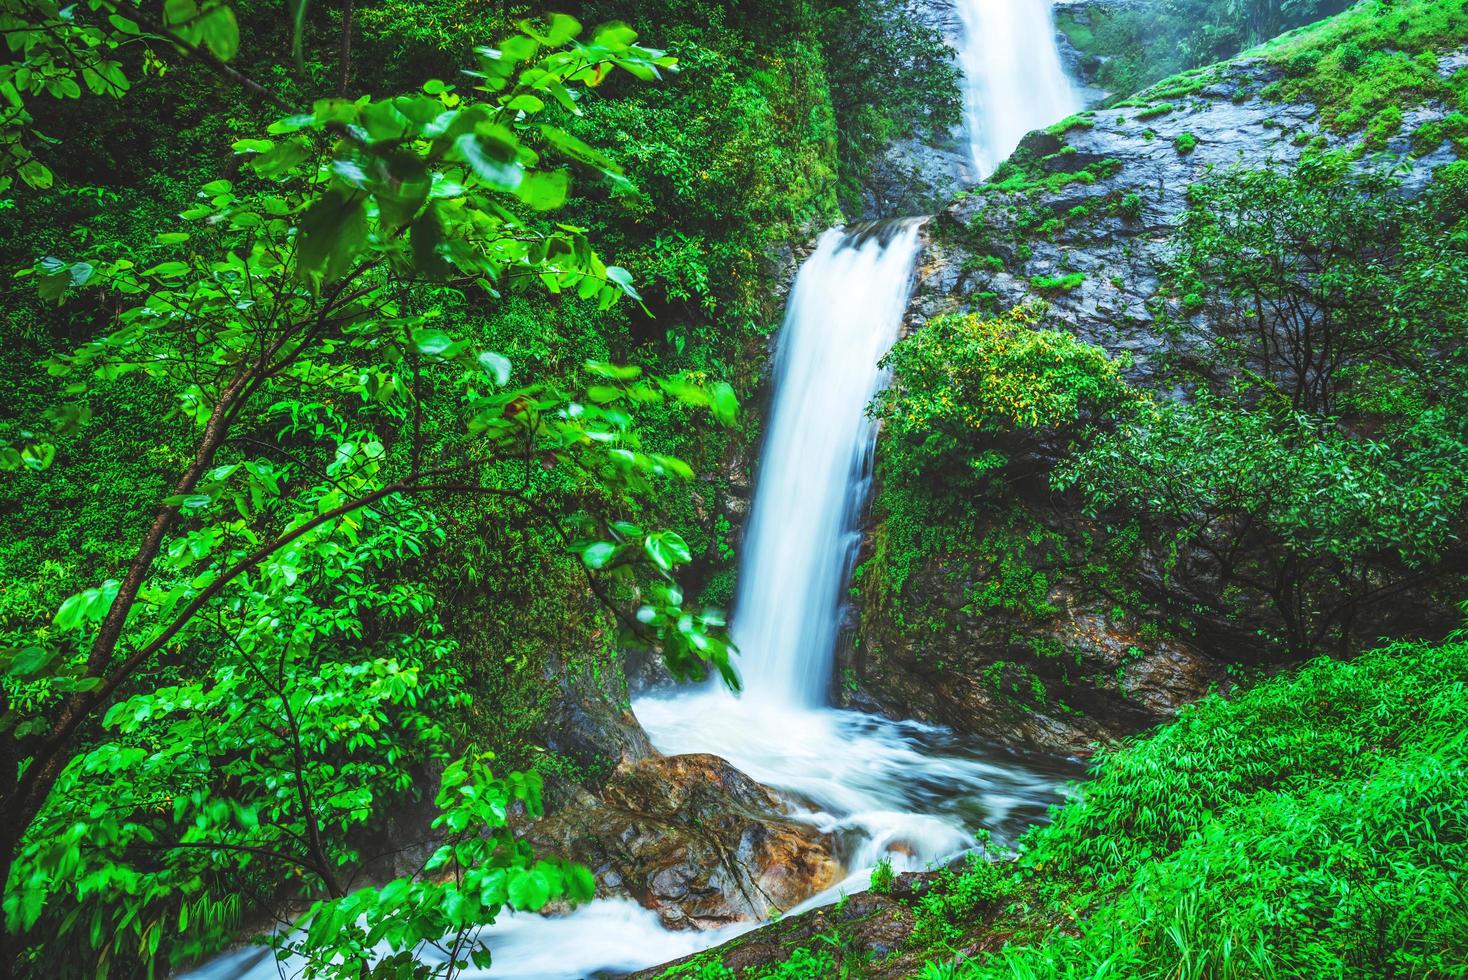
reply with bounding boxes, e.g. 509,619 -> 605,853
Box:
186,7 -> 1087,979
634,220 -> 1071,885
955,0 -> 1080,176
728,221 -> 924,706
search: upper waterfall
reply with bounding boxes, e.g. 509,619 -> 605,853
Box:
729,220 -> 924,707
954,0 -> 1081,176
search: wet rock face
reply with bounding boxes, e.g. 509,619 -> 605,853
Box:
849,57 -> 1464,754
525,753 -> 839,930
915,58 -> 1461,383
845,561 -> 1227,756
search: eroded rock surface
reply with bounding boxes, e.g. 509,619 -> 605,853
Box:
628,868 -> 1000,980
526,752 -> 839,930
915,57 -> 1462,381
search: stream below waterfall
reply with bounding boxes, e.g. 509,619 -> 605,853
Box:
187,3 -> 1084,978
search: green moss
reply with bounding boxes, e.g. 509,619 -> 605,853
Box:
1046,112 -> 1096,136
1364,104 -> 1405,150
1256,0 -> 1468,136
1411,111 -> 1468,156
1029,272 -> 1086,293
1174,131 -> 1198,155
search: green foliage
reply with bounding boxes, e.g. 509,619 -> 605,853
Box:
1072,157 -> 1468,657
907,849 -> 1009,951
1257,0 -> 1468,137
1057,388 -> 1468,651
855,308 -> 1132,689
876,305 -> 1135,450
1411,110 -> 1468,157
927,636 -> 1468,978
1174,131 -> 1198,154
1169,155 -> 1468,414
820,0 -> 961,212
0,16 -> 747,977
660,945 -> 838,980
0,0 -> 243,193
1056,0 -> 1352,98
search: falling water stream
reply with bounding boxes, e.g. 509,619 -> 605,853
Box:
955,0 -> 1081,177
187,5 -> 1084,978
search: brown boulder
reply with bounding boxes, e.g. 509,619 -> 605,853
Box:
526,752 -> 839,930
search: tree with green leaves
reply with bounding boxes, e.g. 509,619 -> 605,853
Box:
0,12 -> 742,976
0,0 -> 252,193
1168,157 -> 1460,416
1056,159 -> 1468,657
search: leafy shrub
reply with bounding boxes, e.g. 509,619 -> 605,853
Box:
876,305 -> 1135,446
908,850 -> 1011,950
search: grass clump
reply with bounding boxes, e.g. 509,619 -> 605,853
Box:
1175,131 -> 1198,154
924,637 -> 1468,978
869,857 -> 895,895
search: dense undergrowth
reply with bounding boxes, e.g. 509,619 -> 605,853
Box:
925,635 -> 1468,978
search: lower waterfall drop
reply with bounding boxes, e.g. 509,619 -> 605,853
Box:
634,220 -> 1073,899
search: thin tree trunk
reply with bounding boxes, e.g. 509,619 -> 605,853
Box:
338,0 -> 354,97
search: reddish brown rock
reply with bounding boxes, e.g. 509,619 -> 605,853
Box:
526,752 -> 839,930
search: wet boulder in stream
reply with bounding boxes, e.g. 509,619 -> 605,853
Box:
524,752 -> 839,930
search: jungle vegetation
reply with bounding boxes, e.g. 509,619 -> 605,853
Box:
2,0 -> 1466,977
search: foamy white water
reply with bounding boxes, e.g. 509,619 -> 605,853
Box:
636,692 -> 1073,884
182,900 -> 749,980
955,0 -> 1081,175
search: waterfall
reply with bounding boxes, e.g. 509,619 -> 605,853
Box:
730,221 -> 923,706
185,8 -> 1089,980
954,0 -> 1081,176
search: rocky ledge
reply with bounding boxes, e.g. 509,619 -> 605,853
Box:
628,866 -> 1003,980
